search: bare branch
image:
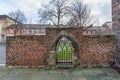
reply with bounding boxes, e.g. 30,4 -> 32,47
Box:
9,9 -> 27,36
38,0 -> 70,27
67,0 -> 92,28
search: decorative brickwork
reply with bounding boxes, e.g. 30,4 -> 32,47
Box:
81,35 -> 115,67
112,0 -> 120,68
6,27 -> 115,67
6,36 -> 47,67
115,31 -> 120,68
112,0 -> 120,32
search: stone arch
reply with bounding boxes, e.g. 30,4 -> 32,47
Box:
51,31 -> 80,57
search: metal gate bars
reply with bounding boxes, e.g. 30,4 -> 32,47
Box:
56,36 -> 74,64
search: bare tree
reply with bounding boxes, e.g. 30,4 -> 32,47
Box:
9,9 -> 27,24
9,9 -> 27,35
67,0 -> 92,28
38,0 -> 70,27
8,9 -> 27,61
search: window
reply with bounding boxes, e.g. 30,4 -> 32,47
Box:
26,29 -> 30,34
31,29 -> 35,34
0,27 -> 2,31
2,27 -> 4,31
91,30 -> 92,34
36,29 -> 40,33
41,28 -> 45,33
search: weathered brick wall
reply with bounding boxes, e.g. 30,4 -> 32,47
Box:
6,36 -> 47,67
115,31 -> 120,68
81,36 -> 115,67
112,0 -> 120,68
112,0 -> 120,32
6,27 -> 115,67
46,27 -> 83,51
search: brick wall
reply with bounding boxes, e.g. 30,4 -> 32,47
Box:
112,0 -> 120,68
6,36 -> 47,67
81,35 -> 115,67
6,27 -> 115,67
112,0 -> 120,32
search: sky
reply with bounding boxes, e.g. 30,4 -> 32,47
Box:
0,0 -> 112,26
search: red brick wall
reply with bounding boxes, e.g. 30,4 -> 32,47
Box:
112,0 -> 120,32
6,36 -> 47,67
6,27 -> 115,67
80,36 -> 115,67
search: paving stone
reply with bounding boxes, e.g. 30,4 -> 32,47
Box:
0,67 -> 120,80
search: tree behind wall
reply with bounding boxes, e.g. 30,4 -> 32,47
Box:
9,9 -> 27,35
9,9 -> 27,24
67,0 -> 92,27
38,0 -> 93,28
38,0 -> 70,27
8,9 -> 27,63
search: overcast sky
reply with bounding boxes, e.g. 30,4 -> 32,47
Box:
0,0 -> 112,26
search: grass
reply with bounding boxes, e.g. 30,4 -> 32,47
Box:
57,49 -> 72,60
56,43 -> 73,60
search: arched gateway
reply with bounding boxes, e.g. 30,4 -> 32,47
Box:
51,31 -> 79,66
56,36 -> 73,63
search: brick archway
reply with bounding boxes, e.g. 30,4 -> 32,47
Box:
52,31 -> 79,54
51,31 -> 80,65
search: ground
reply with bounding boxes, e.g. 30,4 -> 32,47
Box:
0,67 -> 120,80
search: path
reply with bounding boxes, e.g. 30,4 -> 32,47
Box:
0,67 -> 120,80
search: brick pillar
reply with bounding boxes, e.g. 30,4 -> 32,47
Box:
112,0 -> 120,32
47,50 -> 56,66
115,31 -> 120,68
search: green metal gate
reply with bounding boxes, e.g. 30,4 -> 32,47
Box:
56,36 -> 74,64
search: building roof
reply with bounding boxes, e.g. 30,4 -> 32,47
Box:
86,26 -> 104,30
6,24 -> 51,29
23,24 -> 51,28
6,24 -> 24,29
83,24 -> 114,35
0,15 -> 22,24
